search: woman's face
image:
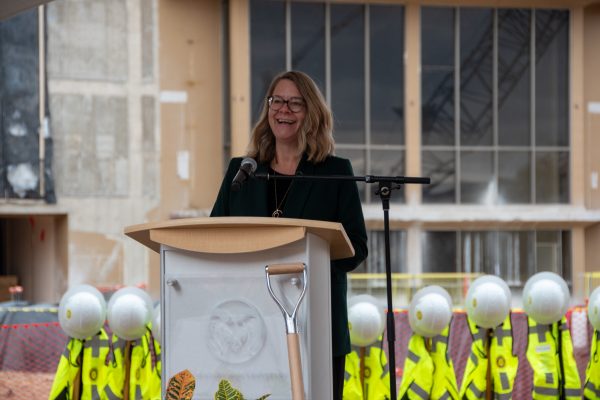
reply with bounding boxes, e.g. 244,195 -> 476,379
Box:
268,79 -> 306,146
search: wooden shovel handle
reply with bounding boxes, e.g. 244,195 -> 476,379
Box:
267,263 -> 305,275
287,333 -> 305,400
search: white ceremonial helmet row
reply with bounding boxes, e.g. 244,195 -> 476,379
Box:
589,286 -> 600,331
466,275 -> 511,329
58,284 -> 107,340
347,294 -> 386,347
522,271 -> 570,325
58,284 -> 154,341
107,286 -> 154,340
408,285 -> 453,337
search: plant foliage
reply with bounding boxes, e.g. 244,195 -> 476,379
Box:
214,379 -> 270,400
165,369 -> 196,400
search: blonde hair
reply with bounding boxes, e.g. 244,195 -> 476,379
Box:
247,70 -> 335,163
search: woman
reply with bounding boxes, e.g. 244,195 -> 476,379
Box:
211,70 -> 368,399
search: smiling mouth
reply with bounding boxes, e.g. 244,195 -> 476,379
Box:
276,118 -> 295,124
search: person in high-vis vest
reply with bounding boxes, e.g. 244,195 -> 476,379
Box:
104,286 -> 160,400
344,338 -> 390,400
399,325 -> 459,400
526,316 -> 581,399
460,275 -> 515,400
49,336 -> 84,399
51,285 -> 109,400
104,325 -> 161,400
400,285 -> 458,400
585,286 -> 600,399
523,271 -> 581,399
50,328 -> 112,400
344,295 -> 390,400
459,314 -> 518,400
584,329 -> 600,399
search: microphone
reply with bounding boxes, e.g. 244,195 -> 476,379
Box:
231,158 -> 257,191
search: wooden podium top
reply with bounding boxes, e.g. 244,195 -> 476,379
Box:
124,217 -> 355,260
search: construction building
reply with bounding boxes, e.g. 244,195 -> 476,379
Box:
0,0 -> 599,308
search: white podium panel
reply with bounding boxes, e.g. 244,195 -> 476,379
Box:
161,233 -> 332,399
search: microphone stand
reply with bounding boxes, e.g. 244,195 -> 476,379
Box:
253,172 -> 430,400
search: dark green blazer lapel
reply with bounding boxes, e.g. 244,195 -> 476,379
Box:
282,154 -> 314,218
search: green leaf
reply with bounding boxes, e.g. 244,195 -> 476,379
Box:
214,379 -> 244,400
213,379 -> 270,400
165,369 -> 196,400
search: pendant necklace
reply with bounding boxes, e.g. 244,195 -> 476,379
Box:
272,176 -> 293,218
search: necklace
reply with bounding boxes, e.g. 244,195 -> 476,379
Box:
272,176 -> 293,218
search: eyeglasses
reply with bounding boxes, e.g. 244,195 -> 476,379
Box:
267,96 -> 306,113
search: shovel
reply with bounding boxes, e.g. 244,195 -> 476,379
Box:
265,263 -> 308,400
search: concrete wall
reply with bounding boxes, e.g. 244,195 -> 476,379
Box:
3,0 -> 600,304
45,0 -> 160,297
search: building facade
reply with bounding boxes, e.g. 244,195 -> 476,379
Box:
1,0 -> 600,305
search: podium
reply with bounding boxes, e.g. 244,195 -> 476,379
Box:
124,217 -> 355,399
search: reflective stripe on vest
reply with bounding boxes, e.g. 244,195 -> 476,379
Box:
429,325 -> 459,400
585,330 -> 600,399
460,317 -> 489,400
104,324 -> 162,400
489,315 -> 519,399
526,316 -> 582,399
49,337 -> 84,400
460,314 -> 518,399
344,338 -> 390,400
398,335 -> 434,399
81,329 -> 111,400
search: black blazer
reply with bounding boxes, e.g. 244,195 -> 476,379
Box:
210,154 -> 368,356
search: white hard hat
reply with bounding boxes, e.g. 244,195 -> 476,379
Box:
589,286 -> 600,331
348,294 -> 385,347
409,286 -> 453,338
466,275 -> 511,329
152,304 -> 161,343
58,284 -> 106,340
523,271 -> 569,324
107,287 -> 153,340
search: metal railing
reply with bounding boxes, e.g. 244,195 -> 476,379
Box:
348,272 -> 483,309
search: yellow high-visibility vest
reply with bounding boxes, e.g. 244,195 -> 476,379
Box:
49,329 -> 111,400
49,337 -> 84,400
526,316 -> 581,399
344,339 -> 390,400
398,335 -> 434,399
460,314 -> 518,400
429,325 -> 459,400
585,330 -> 600,399
398,325 -> 458,399
104,325 -> 161,400
81,329 -> 111,399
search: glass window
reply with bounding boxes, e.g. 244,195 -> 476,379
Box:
421,6 -> 569,204
250,0 -> 285,121
356,230 -> 407,274
535,10 -> 569,147
422,231 -> 457,273
422,7 -> 455,146
498,151 -> 531,203
422,150 -> 456,203
331,4 -> 365,144
535,151 -> 569,203
291,2 -> 325,90
423,229 -> 571,286
498,9 -> 531,147
370,5 -> 404,146
250,1 -> 405,204
460,8 -> 493,146
460,150 -> 494,203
